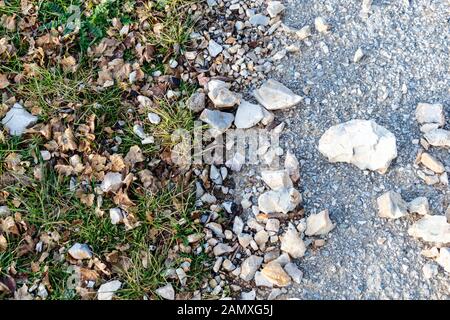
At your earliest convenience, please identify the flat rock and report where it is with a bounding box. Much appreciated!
[208,40,223,57]
[2,103,38,136]
[305,209,335,236]
[213,243,233,256]
[249,14,270,26]
[98,280,121,300]
[68,243,93,260]
[109,208,124,225]
[261,170,293,190]
[284,263,303,284]
[241,289,256,300]
[377,191,408,219]
[420,152,445,173]
[416,103,445,126]
[260,261,292,287]
[253,79,302,110]
[200,109,234,135]
[207,80,240,109]
[254,271,273,287]
[319,119,397,173]
[155,283,175,300]
[408,197,430,216]
[280,227,306,258]
[258,188,302,214]
[424,129,450,148]
[232,216,244,235]
[101,172,123,193]
[267,1,285,18]
[240,255,263,281]
[284,151,300,182]
[187,91,206,113]
[234,100,264,129]
[408,215,450,245]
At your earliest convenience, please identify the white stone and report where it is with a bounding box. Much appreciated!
[206,222,225,238]
[208,40,223,57]
[225,152,245,172]
[98,280,121,300]
[408,215,450,245]
[280,227,306,258]
[249,14,269,26]
[210,164,222,185]
[241,289,256,300]
[238,233,253,248]
[253,79,302,110]
[254,230,269,247]
[207,80,240,109]
[40,150,51,161]
[109,208,124,225]
[1,103,37,136]
[422,263,438,279]
[148,112,161,124]
[305,209,335,236]
[377,191,408,219]
[240,255,263,281]
[261,170,293,190]
[200,109,234,135]
[234,100,264,129]
[258,188,302,214]
[284,263,303,284]
[318,119,397,174]
[267,1,285,18]
[260,261,292,287]
[415,103,445,126]
[284,151,300,182]
[213,243,233,256]
[436,248,450,273]
[68,243,92,260]
[261,107,275,126]
[101,172,123,193]
[314,17,329,33]
[254,271,273,287]
[187,91,205,113]
[265,219,280,233]
[408,197,430,216]
[155,284,175,300]
[424,129,450,148]
[420,153,445,173]
[233,216,244,235]
[353,47,364,63]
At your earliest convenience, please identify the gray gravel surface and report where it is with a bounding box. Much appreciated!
[240,0,450,299]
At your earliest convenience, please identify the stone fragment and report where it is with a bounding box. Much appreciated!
[424,129,450,148]
[109,208,124,225]
[249,14,270,27]
[208,40,223,57]
[267,1,285,18]
[314,17,329,33]
[284,151,300,182]
[305,209,335,236]
[206,80,240,109]
[284,263,303,284]
[377,191,408,219]
[1,103,38,136]
[234,100,264,129]
[101,172,123,193]
[353,47,364,63]
[187,91,206,113]
[260,261,291,287]
[155,284,175,300]
[253,79,302,110]
[241,289,256,300]
[420,153,445,173]
[240,255,263,281]
[408,197,430,216]
[200,109,234,135]
[258,188,302,214]
[261,170,293,190]
[436,248,450,273]
[408,215,450,245]
[254,271,273,287]
[97,280,121,300]
[280,227,306,258]
[213,243,233,256]
[318,119,397,174]
[233,216,244,235]
[415,103,445,126]
[68,243,93,260]
[422,263,438,279]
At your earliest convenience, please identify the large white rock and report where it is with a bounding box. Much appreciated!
[101,172,123,193]
[253,79,302,110]
[408,215,450,245]
[305,209,335,236]
[207,80,240,109]
[68,243,92,260]
[415,103,445,126]
[234,100,264,129]
[258,188,302,214]
[240,255,263,281]
[280,226,306,258]
[424,129,450,148]
[2,103,38,136]
[261,170,293,190]
[318,119,397,174]
[98,280,121,300]
[377,191,408,219]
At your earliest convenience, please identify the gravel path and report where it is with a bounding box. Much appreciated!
[238,0,450,299]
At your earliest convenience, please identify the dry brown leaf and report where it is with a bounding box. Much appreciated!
[109,154,125,172]
[60,55,78,73]
[124,145,145,166]
[0,234,7,252]
[0,73,9,89]
[2,216,19,235]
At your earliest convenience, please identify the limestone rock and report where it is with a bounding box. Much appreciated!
[234,100,264,129]
[261,170,293,190]
[284,263,303,284]
[187,91,206,113]
[284,151,300,182]
[415,103,445,126]
[208,40,223,57]
[353,47,364,63]
[101,172,123,193]
[420,153,445,173]
[241,289,256,300]
[155,284,175,300]
[318,119,397,174]
[408,197,430,216]
[267,1,285,18]
[258,188,302,214]
[2,103,38,136]
[305,209,334,236]
[98,280,121,300]
[260,261,291,287]
[213,243,233,256]
[280,227,306,258]
[109,208,124,225]
[314,17,329,33]
[254,271,273,287]
[206,80,240,109]
[377,191,408,219]
[200,109,234,135]
[408,215,450,245]
[253,79,302,110]
[68,243,93,260]
[240,255,263,281]
[424,129,450,148]
[422,263,439,279]
[249,14,269,26]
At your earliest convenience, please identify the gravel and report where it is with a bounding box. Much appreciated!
[234,0,450,299]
